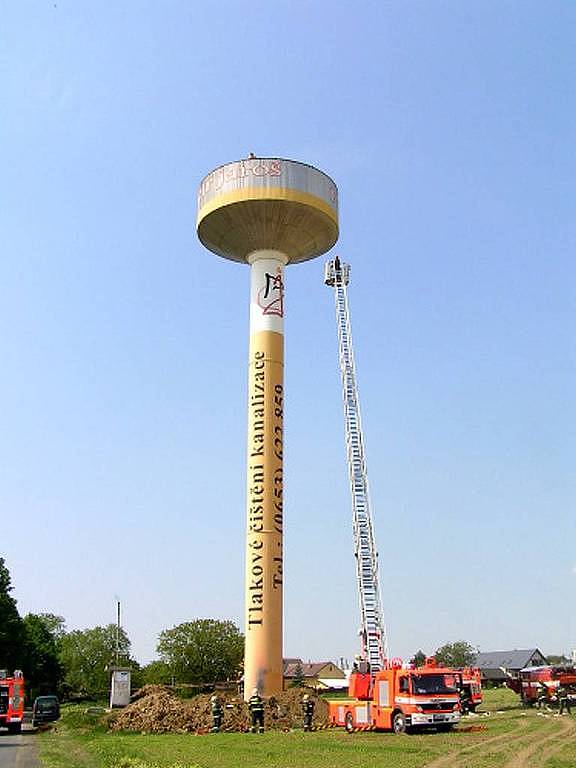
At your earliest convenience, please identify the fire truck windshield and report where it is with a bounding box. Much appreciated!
[411,674,458,695]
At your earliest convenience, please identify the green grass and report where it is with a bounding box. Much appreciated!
[37,689,576,768]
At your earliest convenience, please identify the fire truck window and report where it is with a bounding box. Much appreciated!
[399,676,409,693]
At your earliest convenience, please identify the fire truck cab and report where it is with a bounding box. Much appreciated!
[0,670,25,734]
[329,659,461,733]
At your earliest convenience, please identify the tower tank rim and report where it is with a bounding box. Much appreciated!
[198,156,339,189]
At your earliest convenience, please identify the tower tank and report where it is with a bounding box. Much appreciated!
[197,156,338,698]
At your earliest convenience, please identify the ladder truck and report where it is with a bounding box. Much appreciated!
[324,257,388,672]
[324,260,466,733]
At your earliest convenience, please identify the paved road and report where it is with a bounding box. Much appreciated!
[0,727,40,768]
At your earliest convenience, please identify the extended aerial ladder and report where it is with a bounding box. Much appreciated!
[324,257,389,671]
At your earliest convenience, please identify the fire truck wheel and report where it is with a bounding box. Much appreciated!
[8,723,22,734]
[345,713,354,733]
[393,712,407,734]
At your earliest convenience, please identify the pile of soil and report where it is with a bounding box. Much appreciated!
[108,685,331,733]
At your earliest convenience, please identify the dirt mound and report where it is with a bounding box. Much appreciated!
[108,686,331,733]
[128,684,172,702]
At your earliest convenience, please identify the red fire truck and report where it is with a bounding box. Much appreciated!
[328,658,461,733]
[457,667,482,712]
[505,665,576,706]
[0,670,25,734]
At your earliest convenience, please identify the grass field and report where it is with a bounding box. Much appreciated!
[38,689,576,768]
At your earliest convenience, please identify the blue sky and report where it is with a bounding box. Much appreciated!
[2,1,575,666]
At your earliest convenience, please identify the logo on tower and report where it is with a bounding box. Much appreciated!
[258,268,284,317]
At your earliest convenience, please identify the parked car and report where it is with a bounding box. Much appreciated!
[32,695,60,727]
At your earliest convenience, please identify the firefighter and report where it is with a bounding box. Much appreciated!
[302,693,315,731]
[457,681,470,715]
[210,695,223,732]
[537,682,548,709]
[557,684,571,715]
[248,688,265,733]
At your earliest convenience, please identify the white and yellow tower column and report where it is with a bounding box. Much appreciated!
[245,249,287,694]
[197,157,338,698]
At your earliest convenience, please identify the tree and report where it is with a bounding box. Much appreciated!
[141,660,173,686]
[0,558,25,670]
[59,624,132,699]
[410,650,427,668]
[435,641,478,668]
[289,661,305,688]
[34,613,66,642]
[157,619,244,684]
[22,614,63,700]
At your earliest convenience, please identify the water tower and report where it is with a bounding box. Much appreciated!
[197,157,338,698]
